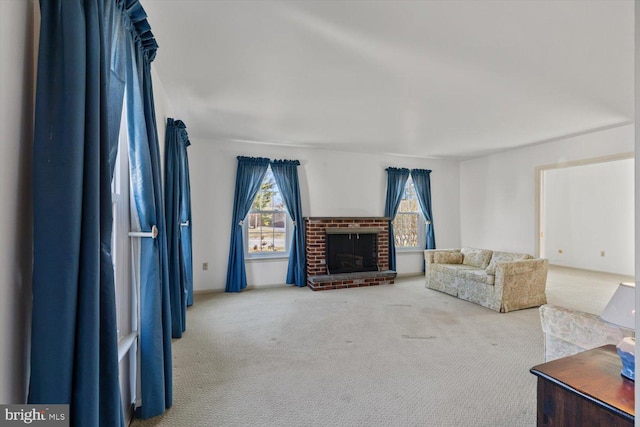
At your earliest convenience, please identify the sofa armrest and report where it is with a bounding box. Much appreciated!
[424,249,461,265]
[539,304,632,361]
[494,258,548,300]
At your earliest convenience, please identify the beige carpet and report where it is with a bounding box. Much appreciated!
[131,275,556,427]
[545,265,633,315]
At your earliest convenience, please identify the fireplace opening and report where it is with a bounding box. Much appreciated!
[326,230,379,274]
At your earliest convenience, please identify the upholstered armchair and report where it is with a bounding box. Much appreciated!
[539,304,632,362]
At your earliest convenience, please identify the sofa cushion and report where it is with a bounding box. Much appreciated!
[456,269,495,285]
[485,251,533,275]
[461,247,493,269]
[433,252,463,264]
[431,264,477,274]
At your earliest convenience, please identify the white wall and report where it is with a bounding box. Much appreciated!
[544,159,634,275]
[460,124,634,260]
[0,0,36,404]
[189,142,460,292]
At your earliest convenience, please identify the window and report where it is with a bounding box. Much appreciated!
[393,175,425,249]
[245,166,289,256]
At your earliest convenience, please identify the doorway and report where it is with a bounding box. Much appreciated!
[536,154,634,276]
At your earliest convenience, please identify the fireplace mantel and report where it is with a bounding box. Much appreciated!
[325,227,381,234]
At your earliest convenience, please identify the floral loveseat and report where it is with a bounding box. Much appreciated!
[424,247,548,313]
[539,304,632,362]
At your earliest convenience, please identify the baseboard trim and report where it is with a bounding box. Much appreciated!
[193,283,291,296]
[193,288,224,295]
[193,275,426,296]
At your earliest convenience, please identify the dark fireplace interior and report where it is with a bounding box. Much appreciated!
[326,232,378,274]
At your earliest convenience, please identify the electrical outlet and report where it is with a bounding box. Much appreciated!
[202,262,208,271]
[601,251,605,257]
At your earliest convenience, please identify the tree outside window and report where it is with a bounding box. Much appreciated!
[246,167,288,254]
[393,176,425,249]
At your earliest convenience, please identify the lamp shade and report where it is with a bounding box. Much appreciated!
[600,282,636,330]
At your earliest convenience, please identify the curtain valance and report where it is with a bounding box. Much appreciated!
[271,159,301,166]
[118,0,158,62]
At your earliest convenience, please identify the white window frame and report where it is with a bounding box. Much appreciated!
[243,166,292,259]
[112,97,138,421]
[393,175,426,252]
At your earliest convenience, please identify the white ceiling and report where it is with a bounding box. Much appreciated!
[143,0,634,160]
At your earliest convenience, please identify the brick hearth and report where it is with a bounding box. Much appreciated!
[304,217,396,291]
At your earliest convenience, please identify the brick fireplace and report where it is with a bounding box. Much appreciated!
[304,217,397,291]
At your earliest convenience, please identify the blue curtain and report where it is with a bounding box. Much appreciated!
[123,1,172,420]
[384,168,410,271]
[270,160,306,286]
[178,125,194,308]
[29,0,125,426]
[411,169,436,250]
[180,151,193,306]
[225,157,270,292]
[164,118,192,337]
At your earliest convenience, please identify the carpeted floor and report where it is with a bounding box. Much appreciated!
[131,273,572,427]
[545,265,633,315]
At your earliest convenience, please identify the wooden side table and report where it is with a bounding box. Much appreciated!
[530,345,634,426]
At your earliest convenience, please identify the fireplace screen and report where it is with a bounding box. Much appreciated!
[326,232,378,274]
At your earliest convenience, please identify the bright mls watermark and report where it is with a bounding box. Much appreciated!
[0,405,68,427]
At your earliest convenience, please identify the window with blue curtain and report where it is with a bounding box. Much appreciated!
[384,167,435,272]
[165,118,193,338]
[30,1,171,425]
[124,3,173,418]
[226,157,306,291]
